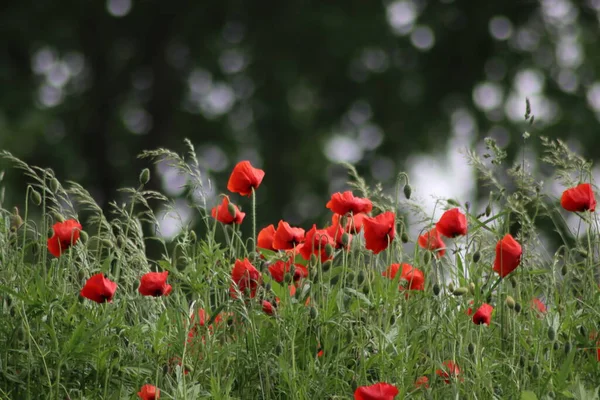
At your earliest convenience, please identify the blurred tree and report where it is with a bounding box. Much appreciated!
[1,0,599,236]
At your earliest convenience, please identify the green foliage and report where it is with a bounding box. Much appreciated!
[1,134,600,399]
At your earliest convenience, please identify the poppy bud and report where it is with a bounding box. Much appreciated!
[322,260,332,272]
[531,364,540,378]
[452,287,468,296]
[310,254,318,266]
[341,232,350,246]
[403,183,412,199]
[577,248,588,258]
[423,251,431,264]
[472,250,481,263]
[401,232,409,243]
[309,306,318,319]
[564,342,572,354]
[579,326,586,337]
[265,282,272,292]
[469,282,476,295]
[514,302,522,313]
[101,239,113,248]
[227,203,237,219]
[330,275,340,286]
[347,271,355,283]
[362,285,370,295]
[10,214,23,232]
[553,342,559,351]
[30,189,42,205]
[519,355,526,368]
[548,326,556,341]
[325,244,334,258]
[275,344,282,355]
[447,199,460,207]
[433,283,441,296]
[561,264,567,276]
[357,270,366,285]
[505,296,516,309]
[284,273,292,284]
[139,168,151,185]
[468,343,475,355]
[448,282,455,292]
[79,230,88,244]
[485,205,492,217]
[49,178,60,193]
[189,230,197,242]
[510,277,517,288]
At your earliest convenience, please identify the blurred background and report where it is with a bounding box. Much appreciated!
[1,0,600,240]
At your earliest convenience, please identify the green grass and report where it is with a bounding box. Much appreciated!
[0,132,599,400]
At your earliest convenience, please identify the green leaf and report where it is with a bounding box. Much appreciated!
[521,391,538,400]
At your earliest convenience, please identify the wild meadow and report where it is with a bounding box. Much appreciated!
[0,120,599,399]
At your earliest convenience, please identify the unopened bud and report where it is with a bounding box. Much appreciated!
[309,307,318,319]
[401,232,409,243]
[79,230,88,244]
[403,183,412,200]
[139,168,151,185]
[284,273,292,284]
[469,282,476,295]
[49,178,60,193]
[448,282,455,292]
[433,283,441,296]
[564,342,572,354]
[322,260,332,272]
[423,251,432,264]
[485,205,492,217]
[227,203,237,218]
[30,189,42,205]
[447,199,460,207]
[362,285,370,295]
[577,248,588,258]
[310,254,318,266]
[561,264,567,276]
[10,214,23,232]
[472,251,481,263]
[553,342,559,351]
[357,270,366,285]
[189,230,197,242]
[505,295,516,309]
[325,244,334,258]
[467,343,475,355]
[452,287,468,296]
[514,302,522,313]
[341,233,350,246]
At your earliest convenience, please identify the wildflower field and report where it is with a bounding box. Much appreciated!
[0,126,599,399]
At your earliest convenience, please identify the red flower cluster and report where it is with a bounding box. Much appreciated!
[382,263,425,291]
[47,219,82,257]
[354,382,399,400]
[436,360,461,384]
[268,259,308,284]
[417,208,467,257]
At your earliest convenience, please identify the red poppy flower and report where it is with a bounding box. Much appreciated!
[139,271,172,297]
[211,196,245,224]
[414,376,429,389]
[227,160,265,197]
[187,308,224,344]
[530,298,547,315]
[466,300,475,316]
[354,382,399,400]
[597,345,600,362]
[47,219,82,257]
[262,300,275,316]
[299,224,335,262]
[230,258,261,299]
[268,260,308,284]
[418,227,446,257]
[257,224,276,251]
[492,234,522,278]
[436,360,461,384]
[436,208,467,238]
[137,384,159,400]
[382,263,425,291]
[363,212,396,254]
[333,212,367,234]
[272,220,305,250]
[80,273,117,303]
[560,183,596,212]
[326,191,373,215]
[472,303,493,326]
[326,220,352,249]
